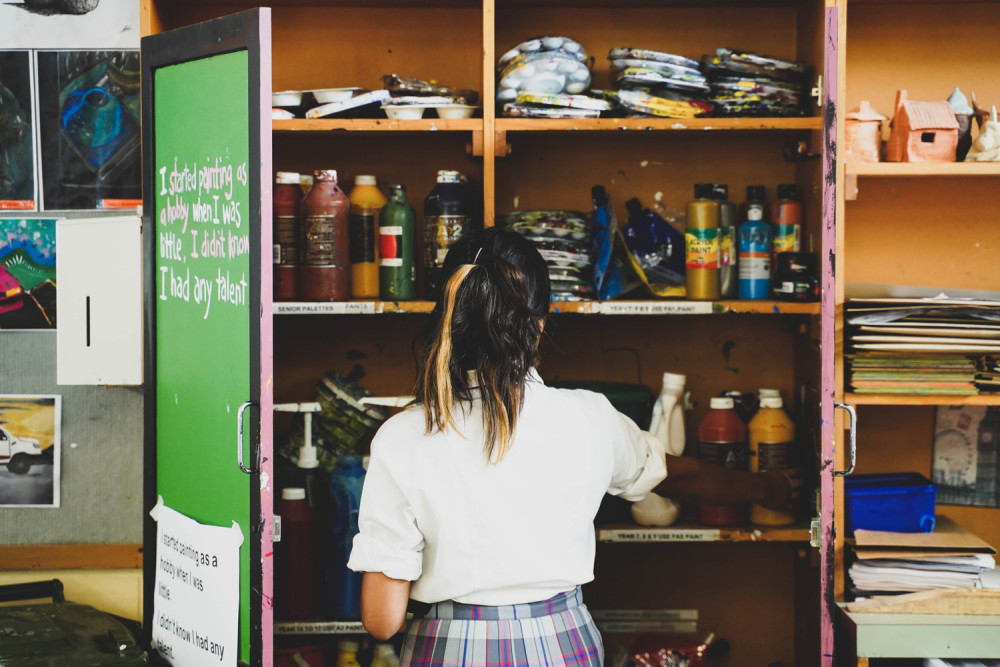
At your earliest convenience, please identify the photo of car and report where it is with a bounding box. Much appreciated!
[0,424,43,475]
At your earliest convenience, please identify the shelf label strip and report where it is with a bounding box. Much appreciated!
[600,302,714,315]
[274,302,378,315]
[598,528,722,542]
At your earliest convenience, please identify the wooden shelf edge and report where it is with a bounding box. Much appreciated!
[845,162,1000,178]
[274,300,820,316]
[0,544,143,571]
[273,118,482,132]
[274,620,367,635]
[844,392,1000,406]
[597,522,811,543]
[497,117,821,132]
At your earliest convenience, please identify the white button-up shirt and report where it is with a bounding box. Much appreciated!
[347,370,668,605]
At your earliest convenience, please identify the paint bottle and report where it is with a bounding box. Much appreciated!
[273,171,302,301]
[748,396,797,526]
[349,175,387,299]
[424,170,474,301]
[737,203,771,299]
[336,640,362,667]
[685,183,720,300]
[378,184,417,301]
[698,396,749,526]
[770,184,803,269]
[370,643,401,667]
[300,169,350,301]
[275,487,318,620]
[328,455,366,619]
[649,372,687,456]
[710,184,738,298]
[740,185,768,224]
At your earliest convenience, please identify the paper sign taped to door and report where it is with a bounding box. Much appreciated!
[150,496,244,666]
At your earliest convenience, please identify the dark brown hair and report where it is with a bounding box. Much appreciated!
[415,228,550,462]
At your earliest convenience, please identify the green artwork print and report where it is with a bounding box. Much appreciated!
[153,49,252,663]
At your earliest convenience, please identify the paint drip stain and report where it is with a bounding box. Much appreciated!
[721,340,739,374]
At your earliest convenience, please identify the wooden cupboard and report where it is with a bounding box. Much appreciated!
[141,0,839,665]
[836,0,1000,664]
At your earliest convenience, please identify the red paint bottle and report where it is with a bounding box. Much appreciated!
[275,487,318,620]
[697,396,749,526]
[300,169,350,301]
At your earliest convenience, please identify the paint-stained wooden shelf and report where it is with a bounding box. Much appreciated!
[497,117,822,133]
[273,300,820,315]
[845,392,1000,406]
[273,118,481,132]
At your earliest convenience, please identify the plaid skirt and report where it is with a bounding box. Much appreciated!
[400,587,604,667]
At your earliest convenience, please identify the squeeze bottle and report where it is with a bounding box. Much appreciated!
[300,169,350,301]
[328,455,366,619]
[371,643,401,667]
[685,183,720,300]
[710,184,738,298]
[378,184,417,301]
[770,184,803,268]
[424,170,475,301]
[336,640,362,667]
[649,372,687,456]
[748,396,797,525]
[273,171,302,301]
[349,175,387,298]
[697,397,749,526]
[739,185,768,224]
[737,203,771,299]
[275,488,318,620]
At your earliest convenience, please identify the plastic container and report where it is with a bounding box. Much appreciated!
[710,184,738,298]
[737,203,772,299]
[623,197,686,289]
[424,170,475,300]
[371,643,401,667]
[349,175,387,298]
[328,456,366,620]
[650,372,687,456]
[844,473,937,535]
[772,252,820,302]
[336,640,362,667]
[273,171,302,301]
[685,183,720,300]
[300,169,351,301]
[275,488,318,620]
[379,184,417,301]
[739,185,768,224]
[698,396,749,526]
[748,396,797,526]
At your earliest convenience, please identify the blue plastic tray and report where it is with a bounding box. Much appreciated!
[844,472,937,535]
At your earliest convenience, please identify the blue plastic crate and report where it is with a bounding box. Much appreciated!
[844,472,936,535]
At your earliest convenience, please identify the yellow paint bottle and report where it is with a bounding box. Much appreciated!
[749,395,797,525]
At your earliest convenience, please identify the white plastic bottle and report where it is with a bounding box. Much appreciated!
[649,372,687,456]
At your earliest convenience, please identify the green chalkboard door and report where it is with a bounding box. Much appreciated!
[142,9,274,666]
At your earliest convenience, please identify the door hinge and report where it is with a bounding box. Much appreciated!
[810,517,821,548]
[811,75,823,107]
[273,515,281,543]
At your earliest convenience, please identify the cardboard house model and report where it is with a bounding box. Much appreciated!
[886,89,959,162]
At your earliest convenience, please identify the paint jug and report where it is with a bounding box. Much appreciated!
[710,184,738,298]
[737,203,771,299]
[424,170,475,301]
[748,396,797,525]
[300,169,350,301]
[275,488,318,620]
[370,644,401,667]
[328,455,366,619]
[697,397,749,525]
[649,372,687,456]
[273,171,302,301]
[378,184,417,301]
[349,175,387,298]
[685,183,720,300]
[336,640,362,667]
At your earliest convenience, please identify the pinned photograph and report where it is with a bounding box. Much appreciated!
[0,218,57,329]
[37,50,141,211]
[0,395,60,508]
[0,51,36,211]
[0,0,139,50]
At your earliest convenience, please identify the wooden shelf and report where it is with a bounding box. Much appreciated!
[845,162,1000,178]
[844,392,1000,406]
[497,117,822,133]
[273,118,482,133]
[597,522,812,543]
[273,300,821,316]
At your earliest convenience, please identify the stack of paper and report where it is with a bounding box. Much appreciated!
[849,516,997,598]
[845,296,1000,395]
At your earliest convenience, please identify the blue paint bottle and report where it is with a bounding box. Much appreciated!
[737,203,771,299]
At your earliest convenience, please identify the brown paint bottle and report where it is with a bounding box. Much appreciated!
[299,169,350,301]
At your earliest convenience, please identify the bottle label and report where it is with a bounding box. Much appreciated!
[698,440,748,470]
[301,214,339,266]
[738,254,770,280]
[424,214,471,268]
[275,214,299,265]
[379,226,404,267]
[773,225,801,254]
[685,228,719,269]
[349,212,377,264]
[756,440,794,470]
[273,244,280,264]
[720,227,734,267]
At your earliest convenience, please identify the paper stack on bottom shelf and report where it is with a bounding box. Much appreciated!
[848,516,997,599]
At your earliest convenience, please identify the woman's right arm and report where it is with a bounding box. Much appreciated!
[361,572,410,640]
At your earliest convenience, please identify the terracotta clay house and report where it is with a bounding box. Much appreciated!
[886,89,959,162]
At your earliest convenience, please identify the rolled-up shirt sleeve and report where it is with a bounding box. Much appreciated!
[347,440,424,581]
[605,409,668,502]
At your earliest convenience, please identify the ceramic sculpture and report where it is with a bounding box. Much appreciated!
[844,100,886,162]
[947,87,975,161]
[965,106,1000,162]
[885,89,959,162]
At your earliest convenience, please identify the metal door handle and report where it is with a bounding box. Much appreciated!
[834,402,857,477]
[237,400,256,474]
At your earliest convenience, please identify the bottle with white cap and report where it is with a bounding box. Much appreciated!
[698,396,749,525]
[748,395,797,526]
[649,372,687,456]
[349,174,387,298]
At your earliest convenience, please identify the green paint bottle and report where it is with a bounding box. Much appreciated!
[378,184,416,301]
